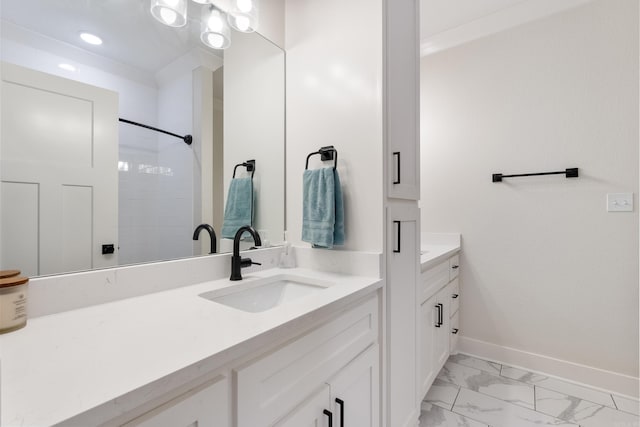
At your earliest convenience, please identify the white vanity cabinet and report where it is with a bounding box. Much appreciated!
[326,344,379,426]
[275,385,331,427]
[275,345,379,427]
[103,292,380,427]
[235,294,379,427]
[121,376,229,427]
[418,254,461,400]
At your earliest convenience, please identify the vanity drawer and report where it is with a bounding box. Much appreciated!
[235,295,378,427]
[450,278,459,316]
[449,254,460,280]
[420,260,449,303]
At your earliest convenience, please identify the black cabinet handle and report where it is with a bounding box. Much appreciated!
[393,221,401,253]
[323,409,333,427]
[438,303,443,326]
[452,328,459,334]
[392,152,401,184]
[435,303,442,327]
[451,265,459,270]
[452,294,459,299]
[335,398,344,426]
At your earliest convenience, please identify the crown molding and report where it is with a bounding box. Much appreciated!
[420,0,595,56]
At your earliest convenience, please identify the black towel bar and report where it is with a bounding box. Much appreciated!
[305,146,338,170]
[119,118,192,145]
[492,168,578,182]
[233,160,256,179]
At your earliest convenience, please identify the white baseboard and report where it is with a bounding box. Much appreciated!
[459,336,639,398]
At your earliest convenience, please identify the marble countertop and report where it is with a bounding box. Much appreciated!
[420,233,461,270]
[0,267,382,426]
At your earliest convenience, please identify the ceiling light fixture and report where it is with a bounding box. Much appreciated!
[148,0,259,50]
[150,0,188,27]
[200,5,231,49]
[227,0,259,33]
[79,32,103,45]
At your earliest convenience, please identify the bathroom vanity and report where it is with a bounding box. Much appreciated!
[0,254,382,427]
[418,234,461,401]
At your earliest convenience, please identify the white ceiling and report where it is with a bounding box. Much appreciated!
[0,0,222,74]
[2,0,598,71]
[420,0,596,56]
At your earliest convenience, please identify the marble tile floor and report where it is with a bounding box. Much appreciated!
[420,353,640,427]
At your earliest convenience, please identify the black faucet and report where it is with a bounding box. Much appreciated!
[230,226,262,281]
[193,224,217,254]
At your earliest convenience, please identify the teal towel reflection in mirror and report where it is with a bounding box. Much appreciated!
[221,178,254,239]
[302,168,344,248]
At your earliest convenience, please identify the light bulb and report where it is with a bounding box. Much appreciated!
[234,15,250,32]
[160,8,178,25]
[150,0,187,27]
[227,0,258,33]
[200,5,230,49]
[236,0,253,13]
[206,33,224,48]
[207,13,224,31]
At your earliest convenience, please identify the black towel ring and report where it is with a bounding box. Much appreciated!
[305,146,337,170]
[233,159,256,179]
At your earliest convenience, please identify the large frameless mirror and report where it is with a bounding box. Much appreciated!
[0,0,285,277]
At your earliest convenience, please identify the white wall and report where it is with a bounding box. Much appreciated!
[259,0,285,49]
[420,0,639,393]
[224,31,285,245]
[285,0,384,252]
[156,71,195,261]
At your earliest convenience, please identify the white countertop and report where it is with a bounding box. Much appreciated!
[0,268,382,427]
[420,233,461,270]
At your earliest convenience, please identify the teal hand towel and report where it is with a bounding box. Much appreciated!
[333,170,345,246]
[302,168,344,248]
[221,178,253,239]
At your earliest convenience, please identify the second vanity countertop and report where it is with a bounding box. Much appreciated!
[420,233,461,271]
[0,267,382,427]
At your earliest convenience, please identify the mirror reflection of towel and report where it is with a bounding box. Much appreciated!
[221,178,253,239]
[302,168,344,248]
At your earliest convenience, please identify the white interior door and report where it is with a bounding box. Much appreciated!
[1,62,118,276]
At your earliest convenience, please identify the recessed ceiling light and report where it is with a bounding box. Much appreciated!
[79,32,103,45]
[58,63,76,72]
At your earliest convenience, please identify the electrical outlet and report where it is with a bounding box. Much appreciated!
[607,193,633,212]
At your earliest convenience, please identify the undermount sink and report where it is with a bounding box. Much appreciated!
[199,275,332,313]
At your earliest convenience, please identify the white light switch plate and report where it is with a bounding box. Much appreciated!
[607,193,633,212]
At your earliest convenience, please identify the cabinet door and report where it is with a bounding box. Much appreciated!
[386,204,420,426]
[122,377,229,427]
[433,285,451,370]
[385,0,420,200]
[328,345,379,427]
[419,294,439,399]
[275,385,331,427]
[236,296,378,427]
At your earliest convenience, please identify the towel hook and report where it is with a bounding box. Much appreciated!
[233,159,256,179]
[305,146,338,170]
